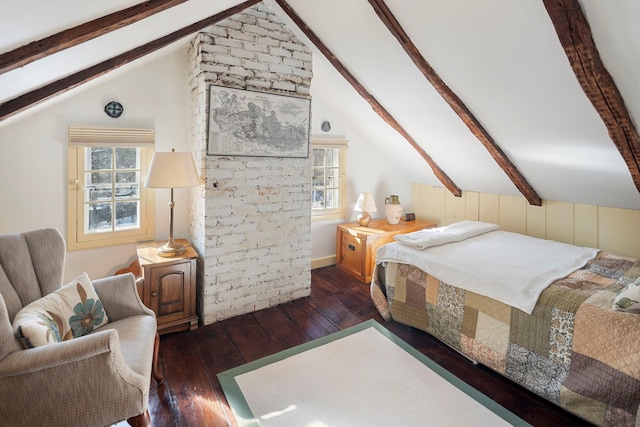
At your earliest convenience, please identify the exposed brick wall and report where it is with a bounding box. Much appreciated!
[187,3,312,324]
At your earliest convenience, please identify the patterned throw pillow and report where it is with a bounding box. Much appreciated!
[612,277,640,313]
[13,273,109,348]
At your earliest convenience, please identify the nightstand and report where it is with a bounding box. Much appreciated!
[336,219,436,283]
[137,239,198,335]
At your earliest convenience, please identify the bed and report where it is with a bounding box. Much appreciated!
[370,221,640,427]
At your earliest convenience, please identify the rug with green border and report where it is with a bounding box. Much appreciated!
[218,319,530,427]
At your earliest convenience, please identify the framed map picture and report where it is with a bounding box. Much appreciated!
[207,85,311,158]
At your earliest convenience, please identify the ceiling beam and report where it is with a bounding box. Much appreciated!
[0,0,262,122]
[543,0,640,193]
[274,0,462,197]
[368,0,542,206]
[0,0,188,75]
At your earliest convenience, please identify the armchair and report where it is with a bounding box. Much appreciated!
[0,228,163,427]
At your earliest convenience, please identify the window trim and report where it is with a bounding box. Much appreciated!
[67,127,156,250]
[311,138,347,222]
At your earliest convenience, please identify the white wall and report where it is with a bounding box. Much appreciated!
[310,95,415,262]
[0,50,192,283]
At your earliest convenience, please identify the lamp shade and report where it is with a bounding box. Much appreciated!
[145,150,199,189]
[354,192,377,213]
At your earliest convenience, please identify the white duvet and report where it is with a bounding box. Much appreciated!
[377,223,599,314]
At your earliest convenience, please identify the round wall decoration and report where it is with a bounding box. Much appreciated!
[321,120,331,132]
[104,101,124,118]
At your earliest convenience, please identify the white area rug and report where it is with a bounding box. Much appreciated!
[218,320,529,427]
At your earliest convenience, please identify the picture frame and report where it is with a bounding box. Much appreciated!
[207,85,311,158]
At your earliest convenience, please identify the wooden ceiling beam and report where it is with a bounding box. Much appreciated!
[0,0,261,122]
[0,0,188,75]
[274,0,462,197]
[543,0,640,193]
[368,0,542,206]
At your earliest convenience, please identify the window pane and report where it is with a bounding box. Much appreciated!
[115,183,139,200]
[115,201,139,229]
[313,149,325,167]
[86,184,112,202]
[326,167,339,187]
[86,203,112,233]
[326,149,339,167]
[312,189,325,209]
[326,189,339,209]
[312,168,325,188]
[115,147,138,169]
[116,171,138,183]
[115,172,139,200]
[90,147,112,170]
[88,171,112,184]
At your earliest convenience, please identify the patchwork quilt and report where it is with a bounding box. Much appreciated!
[371,252,640,427]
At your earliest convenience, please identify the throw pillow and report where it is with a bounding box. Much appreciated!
[13,273,109,348]
[612,277,640,313]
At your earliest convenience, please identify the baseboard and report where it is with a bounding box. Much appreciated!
[311,256,336,270]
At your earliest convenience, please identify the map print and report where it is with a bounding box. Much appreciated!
[207,86,310,158]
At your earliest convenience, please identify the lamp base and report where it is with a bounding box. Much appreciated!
[356,212,372,227]
[156,240,186,258]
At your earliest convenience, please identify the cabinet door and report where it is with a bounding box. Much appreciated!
[148,261,192,325]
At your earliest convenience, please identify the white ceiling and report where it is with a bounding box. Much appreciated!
[2,0,640,209]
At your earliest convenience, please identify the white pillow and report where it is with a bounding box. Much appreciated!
[612,277,640,314]
[13,273,109,348]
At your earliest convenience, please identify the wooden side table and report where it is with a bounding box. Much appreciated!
[137,239,198,335]
[336,219,436,283]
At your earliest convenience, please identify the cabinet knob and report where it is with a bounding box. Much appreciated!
[151,291,158,297]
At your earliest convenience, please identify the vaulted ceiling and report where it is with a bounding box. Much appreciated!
[2,0,639,209]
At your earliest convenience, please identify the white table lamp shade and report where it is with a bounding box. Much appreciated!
[355,192,377,213]
[145,150,199,188]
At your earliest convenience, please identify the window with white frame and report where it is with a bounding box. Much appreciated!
[311,138,347,220]
[67,127,155,250]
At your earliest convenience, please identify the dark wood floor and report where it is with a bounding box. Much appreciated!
[144,266,594,427]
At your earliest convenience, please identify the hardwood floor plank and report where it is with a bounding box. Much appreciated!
[309,269,342,295]
[280,298,339,339]
[253,306,312,349]
[195,322,246,372]
[308,294,364,329]
[219,314,279,362]
[333,286,383,319]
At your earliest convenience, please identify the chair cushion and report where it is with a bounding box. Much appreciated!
[92,315,157,379]
[12,273,109,348]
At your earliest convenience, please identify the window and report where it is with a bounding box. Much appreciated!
[311,138,347,221]
[67,128,155,250]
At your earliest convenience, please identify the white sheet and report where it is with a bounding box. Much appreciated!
[377,230,599,314]
[394,220,500,249]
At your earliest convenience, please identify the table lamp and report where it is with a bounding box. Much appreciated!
[144,149,199,257]
[354,192,377,227]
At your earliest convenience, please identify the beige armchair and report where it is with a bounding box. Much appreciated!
[0,228,163,427]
